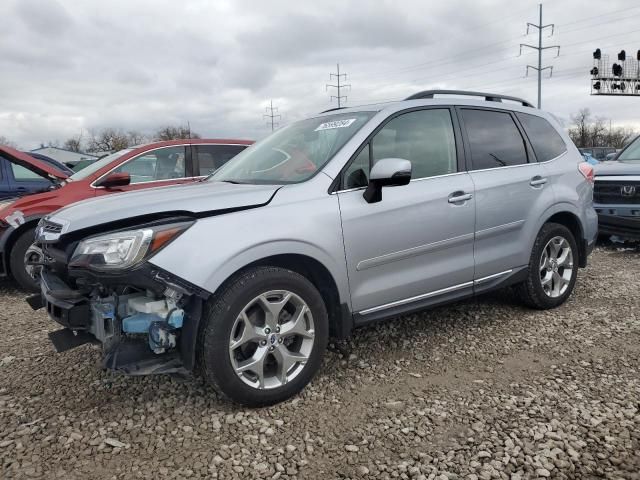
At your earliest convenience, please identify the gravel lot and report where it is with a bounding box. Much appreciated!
[1,246,639,479]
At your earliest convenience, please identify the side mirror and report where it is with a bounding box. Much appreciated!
[363,158,412,203]
[95,172,131,189]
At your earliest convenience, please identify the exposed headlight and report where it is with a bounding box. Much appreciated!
[69,221,192,271]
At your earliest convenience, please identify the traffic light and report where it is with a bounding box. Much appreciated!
[590,67,599,76]
[618,50,626,61]
[593,81,601,90]
[612,63,623,76]
[593,48,601,60]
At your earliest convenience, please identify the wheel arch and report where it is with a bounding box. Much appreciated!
[2,217,42,275]
[536,206,587,267]
[241,253,352,339]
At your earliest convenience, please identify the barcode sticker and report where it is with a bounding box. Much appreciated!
[315,119,357,131]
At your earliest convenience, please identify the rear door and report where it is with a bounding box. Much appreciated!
[338,107,476,317]
[457,107,549,282]
[193,144,248,177]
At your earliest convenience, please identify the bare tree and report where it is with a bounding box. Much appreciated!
[127,130,147,146]
[568,108,591,148]
[568,109,637,149]
[154,125,200,141]
[87,128,130,153]
[63,137,82,152]
[0,136,17,148]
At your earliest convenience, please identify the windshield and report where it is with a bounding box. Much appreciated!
[618,137,640,162]
[68,149,134,180]
[210,111,375,184]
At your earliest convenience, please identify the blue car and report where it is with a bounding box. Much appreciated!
[0,150,73,200]
[582,152,599,165]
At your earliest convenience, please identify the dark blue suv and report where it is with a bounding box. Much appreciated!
[0,151,73,200]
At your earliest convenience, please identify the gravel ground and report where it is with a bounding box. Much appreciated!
[1,245,639,479]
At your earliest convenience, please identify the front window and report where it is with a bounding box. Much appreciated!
[210,111,375,184]
[618,137,640,162]
[112,146,187,184]
[68,149,134,181]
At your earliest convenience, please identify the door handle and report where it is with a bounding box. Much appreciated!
[530,176,548,187]
[448,192,473,204]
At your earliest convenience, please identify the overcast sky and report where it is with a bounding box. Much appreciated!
[0,0,638,150]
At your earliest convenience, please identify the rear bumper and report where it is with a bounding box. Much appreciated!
[597,213,640,240]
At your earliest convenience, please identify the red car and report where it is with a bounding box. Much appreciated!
[0,139,252,290]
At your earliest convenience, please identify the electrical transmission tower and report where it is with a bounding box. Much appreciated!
[264,100,281,131]
[326,63,350,107]
[519,3,560,108]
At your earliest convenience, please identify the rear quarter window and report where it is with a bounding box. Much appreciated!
[516,112,567,162]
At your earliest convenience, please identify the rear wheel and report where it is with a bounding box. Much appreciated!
[199,266,328,407]
[515,223,578,309]
[10,227,40,292]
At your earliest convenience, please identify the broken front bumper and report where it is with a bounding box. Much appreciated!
[34,266,206,376]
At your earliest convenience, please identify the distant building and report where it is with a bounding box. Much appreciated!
[30,146,99,166]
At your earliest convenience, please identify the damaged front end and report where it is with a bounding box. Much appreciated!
[28,217,208,376]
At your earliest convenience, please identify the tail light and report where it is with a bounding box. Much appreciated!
[578,162,594,185]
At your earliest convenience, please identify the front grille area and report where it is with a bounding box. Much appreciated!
[593,180,640,205]
[41,220,63,234]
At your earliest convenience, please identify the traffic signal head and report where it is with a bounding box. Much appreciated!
[618,50,626,61]
[612,63,623,76]
[593,48,601,60]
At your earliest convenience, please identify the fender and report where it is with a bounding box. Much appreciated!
[200,239,351,308]
[530,202,586,262]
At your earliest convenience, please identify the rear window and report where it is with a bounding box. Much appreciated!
[516,113,567,162]
[461,109,528,170]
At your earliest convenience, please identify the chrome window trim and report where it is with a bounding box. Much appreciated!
[332,171,467,195]
[90,143,249,189]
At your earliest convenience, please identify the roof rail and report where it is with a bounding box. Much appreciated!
[405,90,534,108]
[320,107,346,113]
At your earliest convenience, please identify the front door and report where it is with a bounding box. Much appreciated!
[337,108,476,317]
[94,145,195,196]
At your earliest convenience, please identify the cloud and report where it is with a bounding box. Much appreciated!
[0,0,639,149]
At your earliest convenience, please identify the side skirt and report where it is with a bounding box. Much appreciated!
[352,266,528,328]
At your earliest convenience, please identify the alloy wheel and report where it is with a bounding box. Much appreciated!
[539,235,574,298]
[228,290,315,390]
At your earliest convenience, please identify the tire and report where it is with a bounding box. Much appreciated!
[515,222,579,310]
[10,227,39,292]
[198,266,329,407]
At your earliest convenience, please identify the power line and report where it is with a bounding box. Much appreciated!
[520,3,560,108]
[326,63,350,107]
[263,100,281,131]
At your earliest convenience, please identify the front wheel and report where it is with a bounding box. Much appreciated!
[10,227,40,292]
[515,223,579,309]
[198,266,328,407]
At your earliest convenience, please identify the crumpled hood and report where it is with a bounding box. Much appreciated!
[0,145,69,180]
[49,181,280,234]
[594,161,640,177]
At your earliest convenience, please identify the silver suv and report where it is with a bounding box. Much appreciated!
[30,90,598,406]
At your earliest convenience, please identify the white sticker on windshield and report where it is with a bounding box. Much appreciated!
[315,118,357,131]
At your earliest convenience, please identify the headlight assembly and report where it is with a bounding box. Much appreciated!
[69,221,192,271]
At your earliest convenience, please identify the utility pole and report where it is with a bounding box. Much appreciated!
[519,4,560,108]
[326,63,350,107]
[264,100,281,132]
